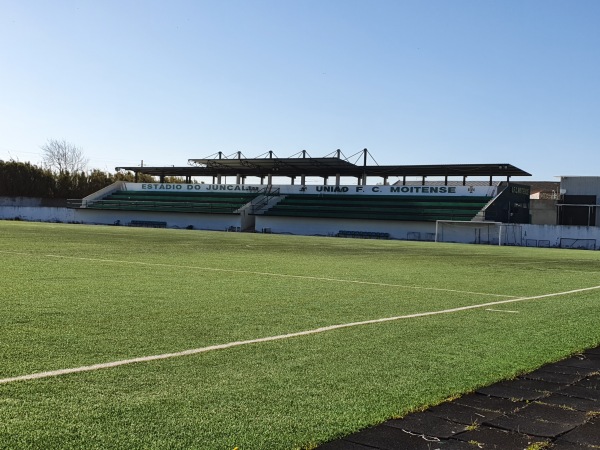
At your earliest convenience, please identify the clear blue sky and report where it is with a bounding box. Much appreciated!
[1,0,599,181]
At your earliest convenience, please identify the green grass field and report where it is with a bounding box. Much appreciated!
[1,221,599,449]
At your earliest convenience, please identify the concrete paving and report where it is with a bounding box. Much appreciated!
[317,346,600,449]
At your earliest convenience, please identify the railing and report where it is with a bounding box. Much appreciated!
[249,187,281,214]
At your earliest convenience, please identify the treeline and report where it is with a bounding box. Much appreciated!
[0,160,157,198]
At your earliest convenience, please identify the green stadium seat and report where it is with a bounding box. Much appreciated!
[260,194,489,222]
[86,190,259,215]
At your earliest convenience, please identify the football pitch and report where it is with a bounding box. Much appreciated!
[1,221,599,449]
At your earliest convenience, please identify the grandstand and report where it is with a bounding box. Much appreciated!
[70,153,531,240]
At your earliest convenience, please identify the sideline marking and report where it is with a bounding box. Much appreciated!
[1,284,599,385]
[486,308,519,313]
[0,250,510,298]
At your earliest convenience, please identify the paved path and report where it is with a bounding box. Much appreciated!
[317,346,600,449]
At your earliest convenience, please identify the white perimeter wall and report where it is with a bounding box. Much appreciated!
[0,206,75,222]
[435,222,600,249]
[256,216,600,250]
[255,215,437,240]
[76,209,243,231]
[3,204,600,250]
[508,224,600,249]
[0,206,243,231]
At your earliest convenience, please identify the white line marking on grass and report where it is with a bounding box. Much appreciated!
[485,309,519,313]
[530,268,600,275]
[510,259,596,265]
[0,250,32,256]
[1,284,599,385]
[0,250,509,298]
[499,261,600,275]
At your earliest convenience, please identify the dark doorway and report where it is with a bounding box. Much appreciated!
[558,195,596,226]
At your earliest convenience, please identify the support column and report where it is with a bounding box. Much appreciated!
[335,173,340,186]
[361,148,368,186]
[301,174,306,185]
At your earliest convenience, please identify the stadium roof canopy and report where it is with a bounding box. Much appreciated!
[116,151,530,185]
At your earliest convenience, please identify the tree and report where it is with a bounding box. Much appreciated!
[40,139,88,174]
[114,170,155,183]
[0,160,54,197]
